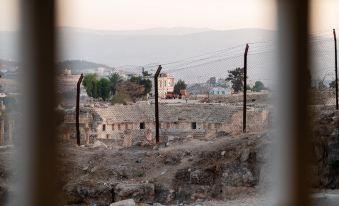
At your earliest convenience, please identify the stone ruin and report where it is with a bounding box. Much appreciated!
[62,103,269,146]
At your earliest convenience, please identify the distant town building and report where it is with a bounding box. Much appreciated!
[97,67,104,76]
[63,69,72,75]
[209,87,231,95]
[158,73,175,98]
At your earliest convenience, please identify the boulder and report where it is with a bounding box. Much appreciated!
[114,183,155,203]
[222,164,257,187]
[110,199,136,206]
[63,180,112,205]
[154,183,175,204]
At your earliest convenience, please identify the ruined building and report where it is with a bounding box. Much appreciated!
[63,103,268,146]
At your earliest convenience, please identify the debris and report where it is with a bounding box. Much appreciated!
[91,140,108,149]
[160,170,167,175]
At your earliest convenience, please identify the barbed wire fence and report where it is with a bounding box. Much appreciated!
[76,30,339,145]
[310,29,338,108]
[128,41,277,140]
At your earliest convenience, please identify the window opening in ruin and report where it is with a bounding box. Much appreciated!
[106,134,109,139]
[140,122,145,129]
[192,122,197,129]
[103,124,106,131]
[215,123,221,129]
[112,124,114,130]
[118,124,121,130]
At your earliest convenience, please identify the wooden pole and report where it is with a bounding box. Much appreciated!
[334,29,338,110]
[0,118,4,145]
[76,74,84,146]
[243,44,249,133]
[154,65,162,143]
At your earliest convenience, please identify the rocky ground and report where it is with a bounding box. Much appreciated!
[0,108,337,205]
[310,109,339,189]
[56,133,272,205]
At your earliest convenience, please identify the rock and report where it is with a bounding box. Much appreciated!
[190,169,215,185]
[154,183,175,204]
[240,149,250,162]
[167,136,175,141]
[153,145,159,150]
[90,166,97,173]
[91,140,108,149]
[164,154,181,165]
[221,164,257,187]
[63,180,112,205]
[114,183,155,203]
[110,199,136,206]
[153,203,166,206]
[160,170,167,175]
[220,151,226,156]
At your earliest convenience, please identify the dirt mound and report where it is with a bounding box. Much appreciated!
[54,133,271,205]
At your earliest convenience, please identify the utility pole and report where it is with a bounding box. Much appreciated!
[243,44,249,133]
[154,65,162,143]
[76,73,84,145]
[334,29,338,110]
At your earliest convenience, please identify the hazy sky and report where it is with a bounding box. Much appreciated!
[0,0,339,33]
[310,0,339,33]
[57,0,276,31]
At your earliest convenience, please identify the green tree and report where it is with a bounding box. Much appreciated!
[207,77,217,86]
[174,80,187,95]
[97,78,111,101]
[329,80,336,88]
[226,67,244,93]
[252,81,266,92]
[140,79,152,95]
[82,74,98,98]
[318,81,327,89]
[142,68,152,77]
[108,72,123,95]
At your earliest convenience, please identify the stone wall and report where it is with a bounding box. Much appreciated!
[93,110,268,147]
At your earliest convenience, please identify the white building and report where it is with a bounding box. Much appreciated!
[209,87,232,95]
[158,73,175,98]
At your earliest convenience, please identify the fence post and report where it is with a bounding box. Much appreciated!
[76,73,84,146]
[154,65,162,143]
[243,44,249,133]
[334,29,338,110]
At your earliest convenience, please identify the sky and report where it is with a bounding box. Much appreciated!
[57,0,276,31]
[0,0,339,33]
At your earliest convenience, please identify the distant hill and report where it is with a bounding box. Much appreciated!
[59,27,213,36]
[0,27,276,84]
[57,27,275,67]
[2,27,333,86]
[56,60,114,74]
